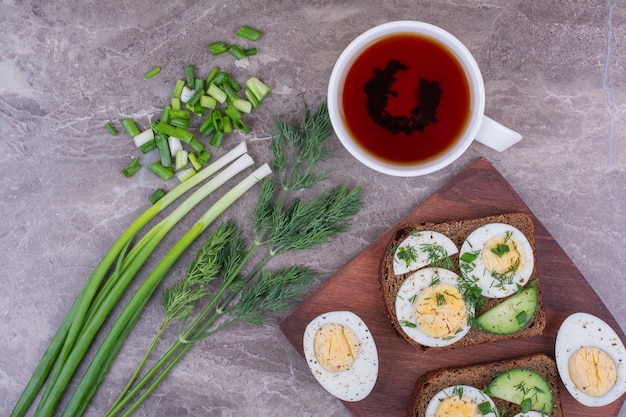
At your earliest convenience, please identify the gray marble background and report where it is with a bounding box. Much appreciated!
[1,1,624,416]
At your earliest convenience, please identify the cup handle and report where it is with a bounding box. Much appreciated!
[474,115,523,152]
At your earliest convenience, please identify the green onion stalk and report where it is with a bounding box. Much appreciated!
[11,142,250,417]
[103,101,364,417]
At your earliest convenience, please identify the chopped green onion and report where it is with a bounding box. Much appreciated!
[188,153,201,171]
[160,105,171,124]
[175,167,196,182]
[224,105,242,121]
[185,65,195,87]
[206,67,219,84]
[243,47,257,57]
[187,88,204,107]
[207,41,228,56]
[175,149,189,170]
[228,44,246,60]
[180,86,194,103]
[149,161,175,181]
[172,79,185,99]
[245,88,260,109]
[188,137,205,154]
[121,158,141,178]
[233,118,250,134]
[139,139,157,154]
[207,83,227,104]
[232,98,252,114]
[212,109,224,131]
[173,126,194,144]
[222,83,239,102]
[104,121,118,135]
[210,129,224,148]
[211,71,229,86]
[147,189,166,205]
[237,25,262,41]
[168,136,183,157]
[155,133,173,168]
[144,66,161,79]
[246,77,271,103]
[132,128,155,148]
[121,119,141,137]
[196,149,212,165]
[225,74,241,91]
[222,115,233,134]
[154,121,177,137]
[200,95,217,109]
[171,97,181,111]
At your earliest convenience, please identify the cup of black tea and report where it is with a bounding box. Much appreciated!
[328,21,522,176]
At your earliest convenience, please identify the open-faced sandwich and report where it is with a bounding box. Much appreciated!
[379,212,546,351]
[408,353,563,417]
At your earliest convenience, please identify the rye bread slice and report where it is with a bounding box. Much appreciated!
[407,353,564,417]
[378,213,546,351]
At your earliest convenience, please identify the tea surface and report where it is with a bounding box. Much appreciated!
[342,33,471,165]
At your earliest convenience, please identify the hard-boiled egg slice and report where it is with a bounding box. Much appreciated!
[393,230,458,275]
[555,312,626,407]
[302,311,378,402]
[459,223,534,298]
[425,385,498,417]
[395,267,472,347]
[511,412,546,417]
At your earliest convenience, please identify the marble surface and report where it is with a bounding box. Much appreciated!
[1,1,624,416]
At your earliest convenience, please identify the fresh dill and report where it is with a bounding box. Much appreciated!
[436,293,447,306]
[104,101,364,416]
[419,243,453,269]
[396,245,418,268]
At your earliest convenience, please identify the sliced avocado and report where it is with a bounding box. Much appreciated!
[484,368,554,414]
[475,285,538,335]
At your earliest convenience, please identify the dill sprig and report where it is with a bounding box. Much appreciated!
[104,100,364,416]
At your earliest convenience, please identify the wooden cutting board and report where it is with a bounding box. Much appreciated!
[279,157,626,417]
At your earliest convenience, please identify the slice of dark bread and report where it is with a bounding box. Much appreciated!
[407,353,563,417]
[378,213,546,351]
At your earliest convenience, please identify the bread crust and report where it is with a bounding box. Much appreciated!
[407,353,564,417]
[378,213,546,351]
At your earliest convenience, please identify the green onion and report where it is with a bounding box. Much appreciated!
[144,66,161,79]
[148,189,166,205]
[121,158,141,178]
[224,105,242,121]
[237,25,262,41]
[121,119,141,138]
[207,41,228,55]
[171,97,181,111]
[174,167,196,182]
[209,129,224,149]
[233,118,250,134]
[60,161,271,417]
[172,80,185,99]
[206,67,219,84]
[149,162,175,181]
[211,71,229,86]
[168,136,183,157]
[132,129,154,148]
[196,149,212,165]
[200,95,217,109]
[243,47,257,57]
[155,134,172,168]
[232,98,252,114]
[207,83,227,104]
[212,110,223,131]
[175,150,188,170]
[154,121,177,137]
[188,153,201,171]
[228,44,246,60]
[160,105,171,124]
[246,77,270,104]
[185,65,195,87]
[138,140,156,154]
[222,82,239,102]
[105,122,118,135]
[11,142,250,417]
[222,115,232,134]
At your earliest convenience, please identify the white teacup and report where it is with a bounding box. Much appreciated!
[328,21,522,177]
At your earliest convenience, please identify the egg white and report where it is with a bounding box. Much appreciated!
[302,311,378,402]
[395,267,472,347]
[555,312,626,407]
[511,412,546,417]
[460,223,534,298]
[393,230,458,275]
[425,385,498,417]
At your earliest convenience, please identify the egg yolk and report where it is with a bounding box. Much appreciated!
[313,323,360,373]
[414,284,467,338]
[435,395,481,417]
[568,346,617,397]
[482,234,522,276]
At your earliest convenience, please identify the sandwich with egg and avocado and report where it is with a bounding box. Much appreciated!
[408,353,564,417]
[379,212,546,351]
